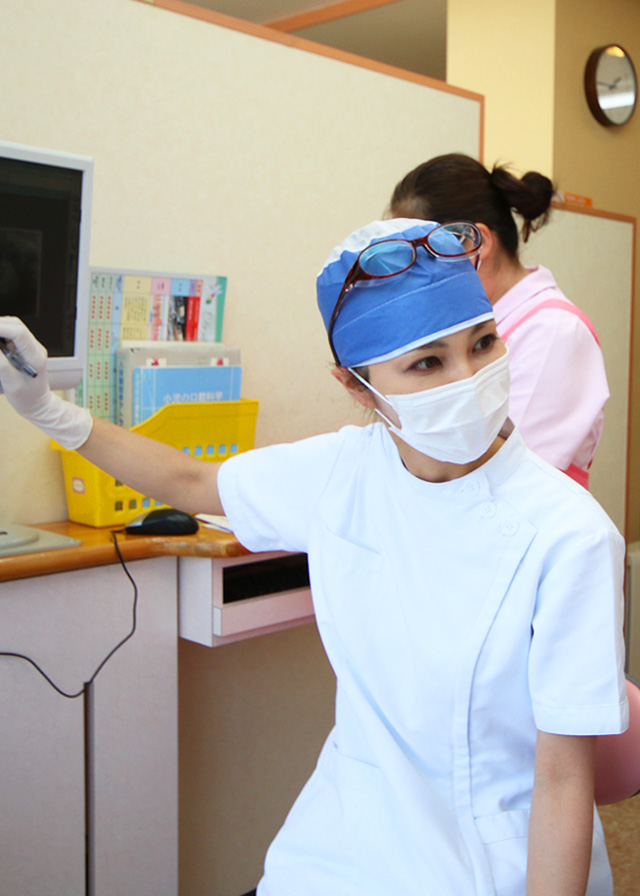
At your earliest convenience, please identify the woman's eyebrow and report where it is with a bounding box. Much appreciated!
[412,324,492,352]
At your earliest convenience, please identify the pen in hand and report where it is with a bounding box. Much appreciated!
[0,337,38,378]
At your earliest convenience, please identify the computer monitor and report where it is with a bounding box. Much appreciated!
[0,140,93,392]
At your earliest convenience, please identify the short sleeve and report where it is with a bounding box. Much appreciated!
[528,525,628,735]
[217,429,350,554]
[506,310,609,470]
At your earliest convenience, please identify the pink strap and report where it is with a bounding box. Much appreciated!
[500,299,601,347]
[564,463,589,489]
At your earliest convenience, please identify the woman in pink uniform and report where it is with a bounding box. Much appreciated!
[389,153,608,489]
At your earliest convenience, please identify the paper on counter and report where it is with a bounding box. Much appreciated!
[195,514,234,533]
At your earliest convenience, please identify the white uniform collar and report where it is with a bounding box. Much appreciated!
[381,418,525,500]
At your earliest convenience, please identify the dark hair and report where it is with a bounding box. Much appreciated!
[388,153,555,258]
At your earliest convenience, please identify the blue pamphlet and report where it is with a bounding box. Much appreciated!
[132,365,242,425]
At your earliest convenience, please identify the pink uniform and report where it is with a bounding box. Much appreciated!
[494,266,609,488]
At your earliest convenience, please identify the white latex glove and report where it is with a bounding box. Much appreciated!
[0,316,93,450]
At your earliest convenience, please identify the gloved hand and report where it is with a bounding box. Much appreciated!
[0,316,93,450]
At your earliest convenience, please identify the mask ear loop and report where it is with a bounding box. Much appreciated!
[347,367,398,429]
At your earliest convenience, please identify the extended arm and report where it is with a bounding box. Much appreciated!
[0,316,224,515]
[79,416,224,515]
[526,731,596,896]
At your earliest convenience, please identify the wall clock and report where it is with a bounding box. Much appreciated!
[584,45,637,126]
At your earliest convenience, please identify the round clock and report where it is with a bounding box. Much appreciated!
[584,44,637,126]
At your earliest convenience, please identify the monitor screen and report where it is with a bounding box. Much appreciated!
[0,141,93,391]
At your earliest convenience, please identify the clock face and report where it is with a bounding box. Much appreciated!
[585,45,637,126]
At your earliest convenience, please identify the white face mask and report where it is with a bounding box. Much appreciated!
[351,351,511,464]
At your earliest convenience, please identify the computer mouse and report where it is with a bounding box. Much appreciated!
[124,507,200,536]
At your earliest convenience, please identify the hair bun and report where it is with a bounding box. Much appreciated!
[490,164,554,242]
[520,171,554,219]
[389,153,555,255]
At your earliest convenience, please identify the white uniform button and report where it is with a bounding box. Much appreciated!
[502,519,519,536]
[460,480,480,498]
[481,502,497,519]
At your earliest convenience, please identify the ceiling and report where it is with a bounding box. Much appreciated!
[185,0,447,81]
[196,1,352,22]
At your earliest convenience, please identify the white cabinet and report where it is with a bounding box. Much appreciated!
[179,551,313,647]
[0,557,178,896]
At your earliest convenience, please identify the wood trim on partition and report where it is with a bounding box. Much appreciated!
[552,200,637,542]
[551,200,636,225]
[628,216,637,545]
[131,0,483,106]
[133,0,484,193]
[266,0,406,32]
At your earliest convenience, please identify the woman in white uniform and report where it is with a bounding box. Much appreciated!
[0,219,628,896]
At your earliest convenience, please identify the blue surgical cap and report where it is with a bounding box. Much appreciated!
[317,218,494,367]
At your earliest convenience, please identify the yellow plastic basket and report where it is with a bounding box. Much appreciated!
[52,399,259,528]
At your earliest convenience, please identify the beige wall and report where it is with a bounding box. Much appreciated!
[0,0,481,528]
[4,1,640,893]
[450,0,640,540]
[0,2,480,894]
[553,0,640,541]
[447,0,556,174]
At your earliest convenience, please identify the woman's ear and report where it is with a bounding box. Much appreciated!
[331,366,377,409]
[475,222,496,265]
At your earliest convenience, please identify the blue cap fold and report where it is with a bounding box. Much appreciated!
[317,218,494,367]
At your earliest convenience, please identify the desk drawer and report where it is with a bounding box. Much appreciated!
[178,552,314,647]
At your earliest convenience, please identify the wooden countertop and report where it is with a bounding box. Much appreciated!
[0,521,250,583]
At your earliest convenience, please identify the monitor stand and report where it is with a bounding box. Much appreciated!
[0,523,81,558]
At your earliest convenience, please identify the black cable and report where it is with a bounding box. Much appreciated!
[0,529,138,699]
